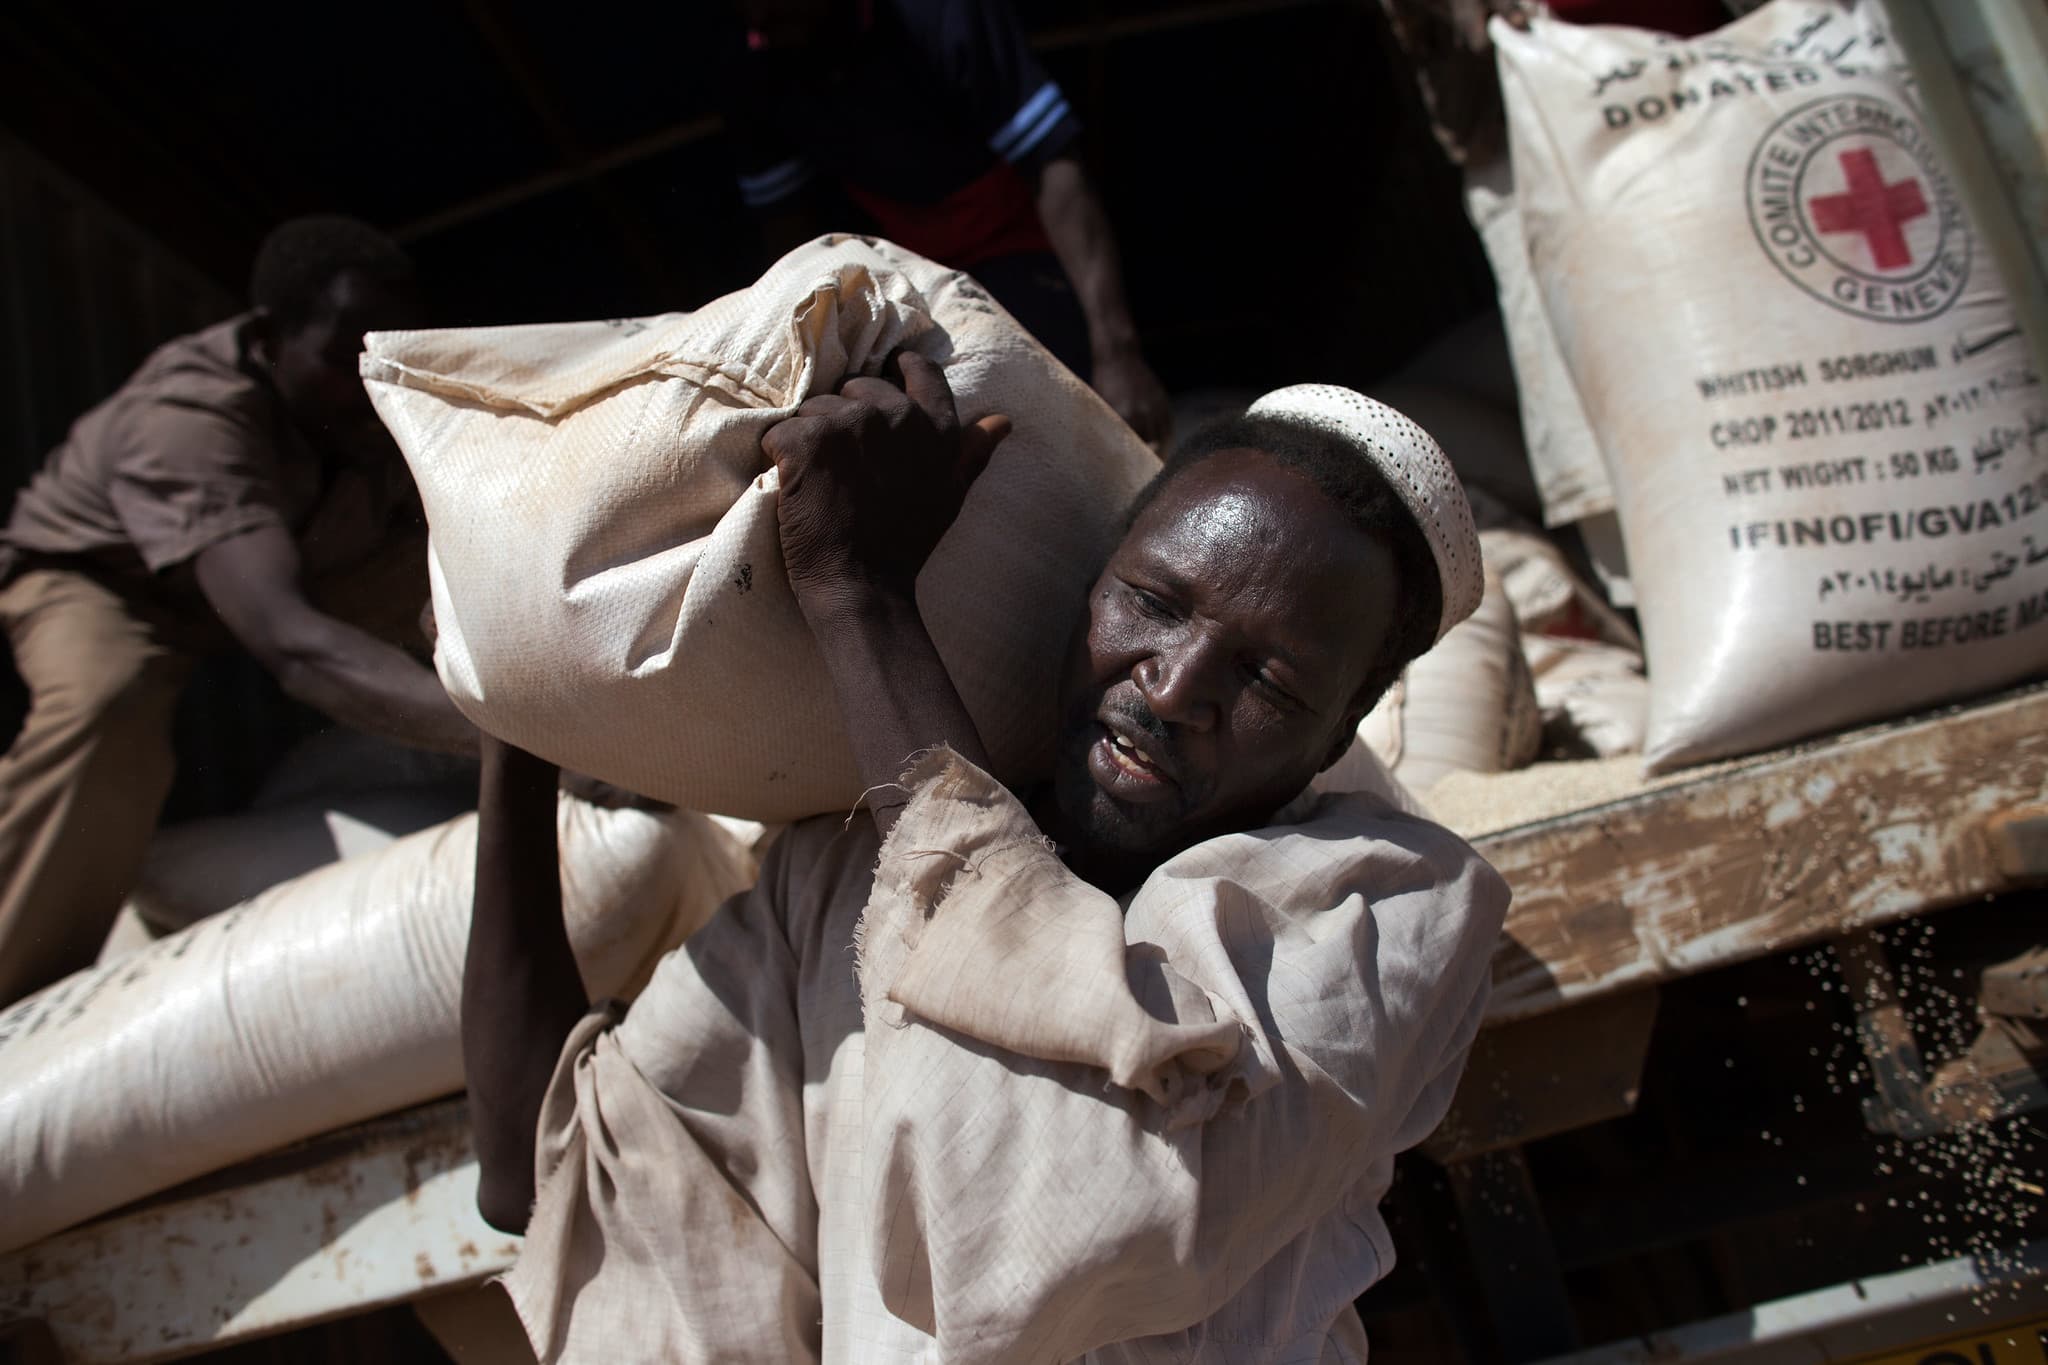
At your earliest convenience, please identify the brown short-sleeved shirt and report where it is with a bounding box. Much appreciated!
[2,316,412,631]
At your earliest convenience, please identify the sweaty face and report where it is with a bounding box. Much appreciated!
[1049,448,1398,878]
[265,268,420,462]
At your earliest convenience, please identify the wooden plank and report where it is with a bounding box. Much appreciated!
[1476,685,2048,1027]
[0,1099,514,1365]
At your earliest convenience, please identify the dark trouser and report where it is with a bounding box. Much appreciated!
[966,252,1093,380]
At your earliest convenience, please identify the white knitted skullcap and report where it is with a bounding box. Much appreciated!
[1246,384,1483,644]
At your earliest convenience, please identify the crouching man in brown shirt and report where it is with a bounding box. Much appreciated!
[0,215,475,1006]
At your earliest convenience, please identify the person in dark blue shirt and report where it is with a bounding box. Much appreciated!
[725,0,1172,445]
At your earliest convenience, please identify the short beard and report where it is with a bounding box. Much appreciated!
[1049,694,1203,864]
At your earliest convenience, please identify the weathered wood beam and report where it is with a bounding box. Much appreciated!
[1477,684,2048,1027]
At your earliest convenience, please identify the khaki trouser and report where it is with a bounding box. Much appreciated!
[0,569,191,1006]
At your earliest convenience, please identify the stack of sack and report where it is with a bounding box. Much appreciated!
[1360,564,1544,798]
[110,728,479,948]
[1480,522,1649,761]
[1354,507,1651,808]
[1482,0,2048,770]
[0,793,757,1253]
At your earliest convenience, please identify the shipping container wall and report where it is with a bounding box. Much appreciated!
[0,136,301,819]
[0,130,235,497]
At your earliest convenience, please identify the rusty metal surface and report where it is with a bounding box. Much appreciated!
[1476,685,2048,1027]
[0,131,231,497]
[0,1099,516,1364]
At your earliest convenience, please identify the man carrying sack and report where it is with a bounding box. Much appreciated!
[463,362,1509,1361]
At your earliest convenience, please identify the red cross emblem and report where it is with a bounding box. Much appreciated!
[1808,148,1929,271]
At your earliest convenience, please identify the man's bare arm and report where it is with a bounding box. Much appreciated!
[765,356,1007,837]
[463,736,588,1233]
[1035,156,1171,446]
[800,589,991,838]
[194,525,475,754]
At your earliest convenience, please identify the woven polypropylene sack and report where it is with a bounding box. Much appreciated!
[129,787,475,931]
[1464,157,1614,528]
[1526,635,1650,758]
[1480,526,1639,648]
[364,236,1161,822]
[0,798,757,1253]
[1478,527,1647,757]
[1497,4,2048,770]
[1360,568,1541,798]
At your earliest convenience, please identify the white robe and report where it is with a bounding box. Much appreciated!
[504,749,1508,1363]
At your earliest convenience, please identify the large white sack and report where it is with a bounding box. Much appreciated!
[123,728,480,938]
[129,787,476,932]
[1464,157,1614,528]
[0,797,756,1254]
[1497,2,2048,770]
[142,727,481,929]
[364,235,1161,822]
[1360,567,1541,796]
